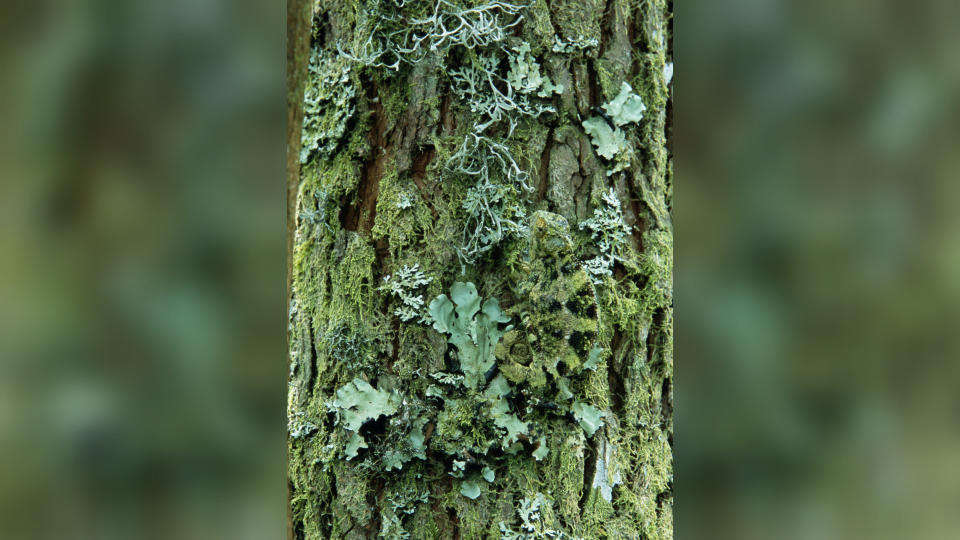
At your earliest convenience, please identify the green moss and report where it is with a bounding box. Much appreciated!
[549,0,605,46]
[550,429,586,525]
[329,232,377,321]
[330,460,374,535]
[371,168,436,259]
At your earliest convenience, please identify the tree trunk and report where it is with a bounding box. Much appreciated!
[287,1,672,538]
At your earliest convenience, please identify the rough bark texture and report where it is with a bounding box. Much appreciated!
[287,1,672,538]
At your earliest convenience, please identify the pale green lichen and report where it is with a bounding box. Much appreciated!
[331,377,402,432]
[531,438,549,461]
[507,42,563,97]
[603,82,647,126]
[581,117,628,161]
[581,83,646,174]
[460,480,482,499]
[570,401,604,437]
[429,281,512,390]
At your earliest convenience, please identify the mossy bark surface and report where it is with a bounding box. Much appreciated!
[288,1,672,538]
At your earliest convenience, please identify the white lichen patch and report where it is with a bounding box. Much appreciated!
[551,34,599,54]
[499,493,582,539]
[300,45,355,164]
[591,436,622,502]
[579,188,632,284]
[380,263,434,322]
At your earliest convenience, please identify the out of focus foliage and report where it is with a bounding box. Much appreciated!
[0,1,285,539]
[677,1,960,538]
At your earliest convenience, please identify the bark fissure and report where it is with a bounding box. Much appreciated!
[307,316,318,399]
[624,172,648,251]
[538,127,554,203]
[342,89,390,233]
[579,441,598,512]
[608,331,627,413]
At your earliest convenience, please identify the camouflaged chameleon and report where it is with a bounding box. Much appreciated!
[496,211,601,390]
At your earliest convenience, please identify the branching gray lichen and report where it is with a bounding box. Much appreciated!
[450,48,557,136]
[447,132,531,190]
[578,188,632,283]
[446,133,530,268]
[339,0,530,69]
[380,263,435,322]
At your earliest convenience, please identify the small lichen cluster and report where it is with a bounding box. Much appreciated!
[379,481,430,539]
[578,188,632,283]
[550,34,598,54]
[380,263,434,322]
[300,44,356,164]
[581,82,647,174]
[287,410,318,440]
[329,377,402,458]
[498,493,581,539]
[320,320,378,374]
[507,42,563,97]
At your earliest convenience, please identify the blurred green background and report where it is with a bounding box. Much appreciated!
[677,0,960,538]
[1,0,959,539]
[0,1,286,538]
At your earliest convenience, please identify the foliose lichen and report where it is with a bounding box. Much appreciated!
[581,82,647,175]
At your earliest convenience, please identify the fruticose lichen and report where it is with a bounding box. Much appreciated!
[446,133,531,268]
[339,0,531,70]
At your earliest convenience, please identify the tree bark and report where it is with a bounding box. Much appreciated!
[288,1,672,538]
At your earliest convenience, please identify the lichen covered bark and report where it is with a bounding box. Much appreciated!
[288,0,672,538]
